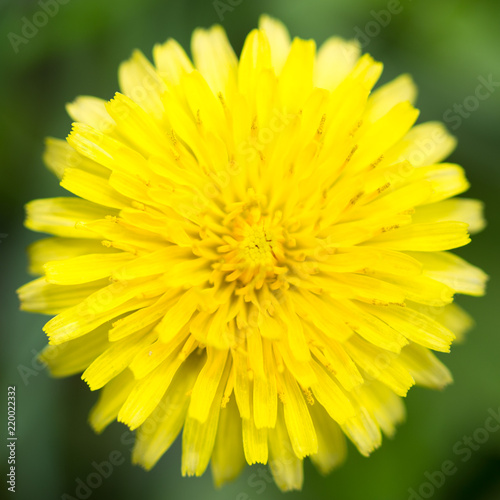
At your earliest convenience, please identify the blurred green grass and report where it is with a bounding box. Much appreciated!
[1,1,499,499]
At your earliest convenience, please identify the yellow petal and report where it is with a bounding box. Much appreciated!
[246,327,264,379]
[211,395,245,487]
[279,369,318,458]
[105,92,169,158]
[40,322,110,377]
[258,310,285,340]
[182,358,231,477]
[412,198,486,234]
[18,277,108,315]
[258,15,291,74]
[112,246,192,280]
[345,53,383,93]
[323,273,406,305]
[341,406,381,456]
[334,300,408,352]
[354,381,405,437]
[119,207,194,246]
[349,101,419,175]
[82,325,156,390]
[89,370,135,433]
[118,351,185,430]
[278,37,316,112]
[426,302,474,342]
[181,70,227,141]
[27,237,113,276]
[310,361,356,424]
[128,328,190,379]
[398,343,452,389]
[156,289,200,343]
[43,137,109,179]
[25,198,115,238]
[277,295,311,362]
[232,347,251,419]
[367,304,455,352]
[350,179,433,220]
[315,37,360,91]
[118,50,166,121]
[306,327,363,391]
[364,74,417,123]
[419,163,470,203]
[188,347,229,422]
[132,352,205,469]
[345,335,415,396]
[160,90,216,169]
[268,404,304,491]
[292,291,353,342]
[43,279,161,344]
[61,168,131,209]
[67,122,134,171]
[253,338,278,428]
[242,395,268,464]
[81,217,168,253]
[44,252,133,285]
[395,121,457,166]
[407,251,487,296]
[191,25,237,96]
[108,290,179,341]
[309,401,346,475]
[369,272,455,306]
[318,246,422,277]
[153,38,193,86]
[367,221,470,251]
[238,29,272,100]
[66,96,116,133]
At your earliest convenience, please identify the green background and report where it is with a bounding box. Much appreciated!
[1,0,499,499]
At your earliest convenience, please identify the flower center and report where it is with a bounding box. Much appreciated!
[240,222,279,266]
[217,206,286,287]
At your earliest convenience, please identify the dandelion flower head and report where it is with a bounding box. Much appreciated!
[18,15,487,491]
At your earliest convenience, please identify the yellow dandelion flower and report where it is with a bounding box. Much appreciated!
[18,15,487,491]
